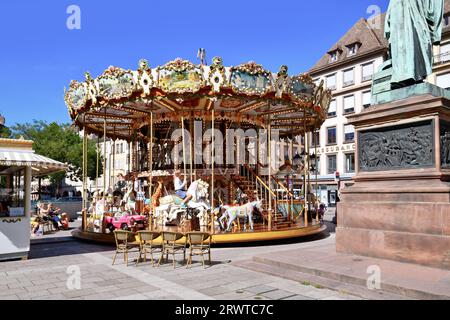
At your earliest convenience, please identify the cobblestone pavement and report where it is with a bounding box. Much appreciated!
[0,228,361,301]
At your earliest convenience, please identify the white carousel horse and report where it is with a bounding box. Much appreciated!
[154,179,210,226]
[123,181,136,211]
[219,200,263,232]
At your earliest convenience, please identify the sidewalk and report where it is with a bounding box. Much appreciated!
[233,235,450,300]
[31,220,81,245]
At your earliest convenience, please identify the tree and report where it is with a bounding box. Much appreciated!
[0,125,11,138]
[10,120,103,194]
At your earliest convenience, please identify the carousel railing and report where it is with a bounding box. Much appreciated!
[252,161,305,223]
[241,164,277,228]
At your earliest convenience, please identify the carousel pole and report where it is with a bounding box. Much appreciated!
[149,111,154,230]
[268,104,272,231]
[108,139,112,194]
[82,124,87,231]
[95,135,99,192]
[112,128,116,193]
[303,114,309,227]
[189,117,194,184]
[102,114,107,222]
[210,106,215,235]
[315,125,319,223]
[289,135,294,221]
[181,115,187,180]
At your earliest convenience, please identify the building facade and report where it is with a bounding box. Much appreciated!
[309,1,450,207]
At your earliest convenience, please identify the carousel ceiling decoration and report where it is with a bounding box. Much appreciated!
[64,57,332,140]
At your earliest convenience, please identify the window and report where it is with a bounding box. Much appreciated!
[329,51,338,62]
[311,130,320,147]
[445,14,450,27]
[343,68,354,87]
[327,155,337,175]
[362,62,374,82]
[344,95,355,114]
[345,153,355,173]
[436,43,450,65]
[328,99,337,117]
[0,169,26,218]
[436,72,450,90]
[326,74,336,90]
[441,43,450,54]
[363,91,372,108]
[344,124,355,142]
[327,127,337,145]
[348,44,358,56]
[312,155,321,175]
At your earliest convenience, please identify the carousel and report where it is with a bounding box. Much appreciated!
[64,56,331,244]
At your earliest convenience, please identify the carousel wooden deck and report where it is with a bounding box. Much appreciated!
[71,220,326,245]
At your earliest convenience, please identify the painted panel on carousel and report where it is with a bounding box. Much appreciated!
[97,67,135,100]
[65,80,88,115]
[289,75,315,101]
[158,59,204,94]
[230,62,272,95]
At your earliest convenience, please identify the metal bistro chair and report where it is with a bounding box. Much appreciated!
[112,230,139,267]
[186,232,212,269]
[136,231,162,267]
[158,232,186,269]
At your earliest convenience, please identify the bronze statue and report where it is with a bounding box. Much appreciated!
[385,0,444,88]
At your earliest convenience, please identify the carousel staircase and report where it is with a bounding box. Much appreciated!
[231,168,293,229]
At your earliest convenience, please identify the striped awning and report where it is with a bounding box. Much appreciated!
[0,150,67,176]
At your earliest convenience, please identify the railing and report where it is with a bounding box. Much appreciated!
[240,164,277,228]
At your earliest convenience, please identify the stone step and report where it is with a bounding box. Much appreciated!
[233,260,410,300]
[248,252,450,300]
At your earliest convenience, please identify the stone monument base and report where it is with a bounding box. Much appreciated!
[336,89,450,269]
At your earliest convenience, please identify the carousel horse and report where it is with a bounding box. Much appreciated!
[154,179,210,226]
[123,181,136,211]
[219,200,263,232]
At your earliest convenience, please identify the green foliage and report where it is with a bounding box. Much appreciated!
[0,125,11,138]
[10,120,102,186]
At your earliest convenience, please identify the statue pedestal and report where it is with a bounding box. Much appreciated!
[336,90,450,269]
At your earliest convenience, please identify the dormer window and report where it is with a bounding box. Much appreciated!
[445,14,450,27]
[330,51,338,62]
[346,42,361,56]
[348,44,357,55]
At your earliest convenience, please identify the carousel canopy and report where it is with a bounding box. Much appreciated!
[64,57,332,140]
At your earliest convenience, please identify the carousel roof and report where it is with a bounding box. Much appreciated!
[64,57,332,140]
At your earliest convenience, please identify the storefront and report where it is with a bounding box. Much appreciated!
[0,138,65,261]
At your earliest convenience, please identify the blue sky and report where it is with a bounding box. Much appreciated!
[0,0,389,126]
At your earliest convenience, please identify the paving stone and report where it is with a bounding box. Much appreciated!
[17,290,50,300]
[301,288,339,300]
[249,295,270,300]
[0,288,27,297]
[282,294,314,300]
[199,286,230,296]
[62,288,97,298]
[0,295,19,300]
[48,286,71,295]
[83,292,117,300]
[113,293,148,300]
[93,285,120,293]
[211,292,255,300]
[261,289,297,300]
[243,285,278,295]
